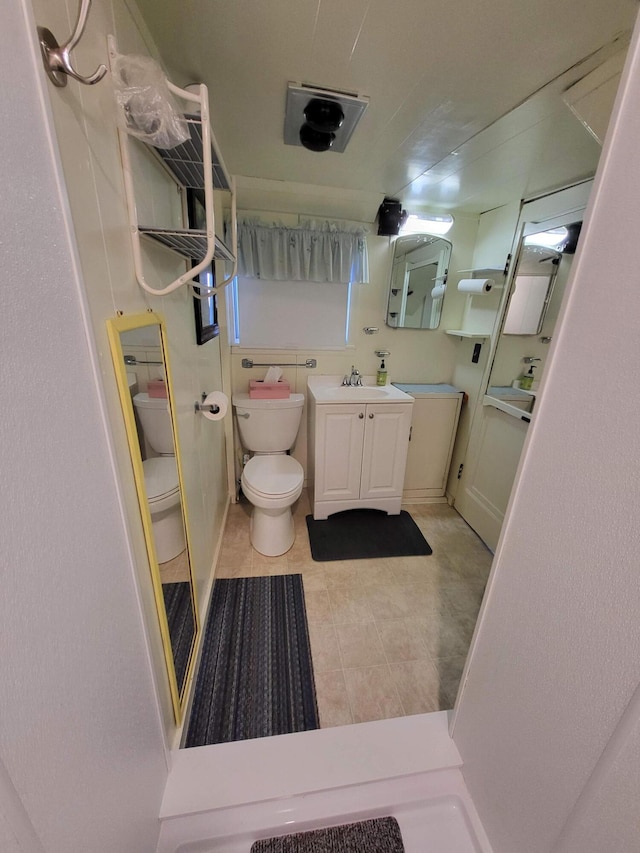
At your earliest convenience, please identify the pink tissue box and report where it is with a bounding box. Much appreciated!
[249,379,291,399]
[147,379,168,398]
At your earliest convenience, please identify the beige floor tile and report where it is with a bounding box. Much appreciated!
[215,563,253,579]
[335,622,386,669]
[328,587,373,623]
[357,561,396,586]
[159,549,191,583]
[301,566,327,593]
[441,579,486,617]
[213,490,489,731]
[389,658,443,714]
[376,618,430,663]
[365,583,414,620]
[433,655,468,709]
[342,665,405,723]
[308,622,342,672]
[407,611,471,660]
[322,562,361,590]
[218,542,253,569]
[314,670,353,728]
[305,589,333,623]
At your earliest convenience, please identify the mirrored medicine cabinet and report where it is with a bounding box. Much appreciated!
[386,234,452,330]
[107,312,198,724]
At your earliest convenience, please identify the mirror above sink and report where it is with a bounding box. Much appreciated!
[385,234,452,330]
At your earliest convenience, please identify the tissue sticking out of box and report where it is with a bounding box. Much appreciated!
[263,366,283,383]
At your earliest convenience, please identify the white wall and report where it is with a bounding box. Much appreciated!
[0,1,167,849]
[452,12,640,852]
[228,207,479,488]
[28,0,232,735]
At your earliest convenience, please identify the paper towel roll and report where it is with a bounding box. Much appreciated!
[431,283,446,299]
[201,391,228,421]
[457,278,494,294]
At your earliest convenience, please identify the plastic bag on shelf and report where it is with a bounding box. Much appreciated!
[112,54,189,149]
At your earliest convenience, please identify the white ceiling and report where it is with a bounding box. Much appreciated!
[134,0,638,220]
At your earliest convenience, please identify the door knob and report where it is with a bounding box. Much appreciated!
[369,413,374,419]
[358,412,364,418]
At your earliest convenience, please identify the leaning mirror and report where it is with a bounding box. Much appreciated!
[386,234,452,329]
[107,312,198,724]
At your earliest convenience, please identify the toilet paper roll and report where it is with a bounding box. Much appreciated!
[431,283,446,299]
[457,278,494,294]
[201,391,228,421]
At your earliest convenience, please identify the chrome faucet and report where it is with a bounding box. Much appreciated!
[342,365,363,386]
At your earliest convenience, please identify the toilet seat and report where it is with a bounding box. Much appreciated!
[143,457,180,513]
[241,455,303,509]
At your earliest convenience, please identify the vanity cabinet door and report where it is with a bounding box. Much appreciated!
[315,404,365,502]
[403,396,462,497]
[360,404,413,500]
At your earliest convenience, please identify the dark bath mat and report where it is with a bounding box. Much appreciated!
[184,575,319,746]
[162,581,195,694]
[306,509,432,562]
[251,816,405,852]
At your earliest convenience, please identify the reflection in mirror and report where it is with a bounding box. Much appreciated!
[487,222,581,415]
[107,313,198,723]
[386,234,452,329]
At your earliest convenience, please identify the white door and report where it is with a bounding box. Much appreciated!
[360,404,413,500]
[455,182,592,550]
[314,404,364,502]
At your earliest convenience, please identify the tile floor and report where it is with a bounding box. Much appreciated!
[216,491,493,728]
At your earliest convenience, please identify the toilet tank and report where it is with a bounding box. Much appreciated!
[232,392,304,452]
[133,393,175,454]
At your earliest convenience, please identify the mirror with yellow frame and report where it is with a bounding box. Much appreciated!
[107,312,198,724]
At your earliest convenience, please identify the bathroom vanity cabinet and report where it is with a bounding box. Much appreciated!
[307,379,414,519]
[392,384,464,501]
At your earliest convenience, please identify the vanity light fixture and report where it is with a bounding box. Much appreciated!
[400,212,454,236]
[284,83,369,153]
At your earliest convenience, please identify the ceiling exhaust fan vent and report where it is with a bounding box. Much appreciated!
[284,83,368,153]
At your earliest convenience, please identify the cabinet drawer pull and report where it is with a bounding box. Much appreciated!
[358,412,364,418]
[369,413,374,419]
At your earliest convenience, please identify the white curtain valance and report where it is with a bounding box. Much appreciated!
[235,219,369,283]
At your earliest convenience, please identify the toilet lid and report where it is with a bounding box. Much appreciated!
[243,455,303,497]
[143,457,180,501]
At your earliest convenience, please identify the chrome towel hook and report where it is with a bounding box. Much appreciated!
[37,0,107,88]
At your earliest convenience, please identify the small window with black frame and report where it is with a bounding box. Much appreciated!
[187,189,219,344]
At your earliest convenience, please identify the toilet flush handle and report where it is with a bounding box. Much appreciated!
[237,411,250,419]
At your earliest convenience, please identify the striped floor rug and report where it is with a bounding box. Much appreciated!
[251,817,405,852]
[162,581,195,694]
[185,575,319,747]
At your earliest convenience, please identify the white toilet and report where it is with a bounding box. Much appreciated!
[132,393,186,564]
[232,392,305,556]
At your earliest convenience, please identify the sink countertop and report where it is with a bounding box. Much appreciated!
[392,382,462,397]
[307,375,414,404]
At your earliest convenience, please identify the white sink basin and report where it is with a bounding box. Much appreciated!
[307,376,414,404]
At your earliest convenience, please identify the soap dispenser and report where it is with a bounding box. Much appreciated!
[376,358,388,386]
[519,365,536,390]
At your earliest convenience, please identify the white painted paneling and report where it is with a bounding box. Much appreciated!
[452,15,640,853]
[1,1,167,850]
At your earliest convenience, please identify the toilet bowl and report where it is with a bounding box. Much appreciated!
[241,454,304,556]
[233,392,305,557]
[142,456,185,563]
[133,392,186,564]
